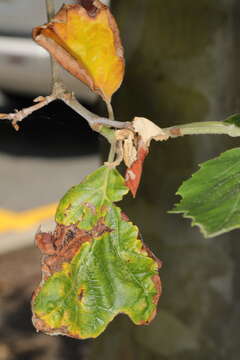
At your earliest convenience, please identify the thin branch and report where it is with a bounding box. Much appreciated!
[45,0,55,21]
[0,83,130,134]
[107,141,117,163]
[164,121,240,138]
[61,92,131,129]
[45,0,62,87]
[106,101,115,121]
[0,94,56,130]
[104,100,117,163]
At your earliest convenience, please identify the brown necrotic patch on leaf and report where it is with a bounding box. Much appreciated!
[121,211,162,324]
[32,315,75,339]
[35,232,56,255]
[138,273,162,326]
[138,231,162,320]
[79,0,99,17]
[35,219,112,280]
[78,287,85,302]
[32,1,125,101]
[91,217,112,238]
[36,224,91,279]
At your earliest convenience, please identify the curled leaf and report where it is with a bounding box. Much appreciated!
[125,142,149,198]
[116,129,137,168]
[32,166,161,339]
[123,117,168,197]
[33,1,125,101]
[133,117,169,146]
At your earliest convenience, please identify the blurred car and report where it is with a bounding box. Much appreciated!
[0,0,109,102]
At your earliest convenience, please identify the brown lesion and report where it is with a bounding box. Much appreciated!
[139,239,162,323]
[123,211,162,324]
[170,127,182,137]
[36,224,90,280]
[78,287,85,302]
[92,217,112,238]
[36,218,112,280]
[79,0,100,17]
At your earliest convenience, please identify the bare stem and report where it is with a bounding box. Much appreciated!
[104,101,116,162]
[164,121,240,138]
[0,83,130,138]
[45,0,62,87]
[0,94,56,130]
[107,141,117,163]
[45,0,55,21]
[61,92,131,129]
[106,101,115,121]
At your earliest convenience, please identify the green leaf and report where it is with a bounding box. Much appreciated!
[55,166,129,230]
[224,113,240,127]
[171,148,240,238]
[32,166,161,339]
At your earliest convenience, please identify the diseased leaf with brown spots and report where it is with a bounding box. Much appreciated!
[32,0,124,101]
[32,166,161,339]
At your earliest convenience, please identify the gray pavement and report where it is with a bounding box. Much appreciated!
[0,152,99,253]
[0,152,99,211]
[0,89,101,253]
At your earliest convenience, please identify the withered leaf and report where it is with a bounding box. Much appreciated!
[32,166,161,339]
[124,117,168,197]
[33,0,125,101]
[133,117,169,145]
[125,142,149,198]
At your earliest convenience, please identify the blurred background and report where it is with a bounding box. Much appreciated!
[1,0,240,359]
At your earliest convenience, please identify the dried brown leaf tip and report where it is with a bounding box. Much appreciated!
[32,0,125,101]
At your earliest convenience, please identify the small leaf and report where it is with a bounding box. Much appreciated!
[224,113,240,128]
[33,1,125,101]
[32,166,161,339]
[171,148,240,238]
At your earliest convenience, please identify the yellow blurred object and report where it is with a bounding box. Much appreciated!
[0,203,57,232]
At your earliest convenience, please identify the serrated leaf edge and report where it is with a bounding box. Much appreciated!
[169,147,240,238]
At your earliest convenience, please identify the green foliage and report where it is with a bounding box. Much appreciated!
[32,166,161,339]
[55,166,128,229]
[171,148,240,238]
[224,113,240,127]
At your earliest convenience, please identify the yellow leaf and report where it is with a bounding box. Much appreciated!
[33,1,125,101]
